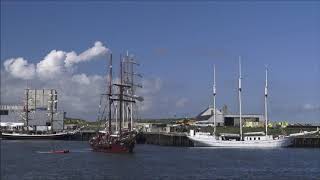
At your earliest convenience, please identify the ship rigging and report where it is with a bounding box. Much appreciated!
[89,51,143,153]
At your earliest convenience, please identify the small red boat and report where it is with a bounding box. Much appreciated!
[49,150,70,154]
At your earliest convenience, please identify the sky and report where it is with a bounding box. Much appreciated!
[1,1,320,123]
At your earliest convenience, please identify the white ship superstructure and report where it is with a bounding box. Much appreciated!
[188,131,293,148]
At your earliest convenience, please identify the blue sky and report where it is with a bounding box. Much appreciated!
[1,1,320,122]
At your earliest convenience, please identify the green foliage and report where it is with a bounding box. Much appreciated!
[137,118,192,124]
[64,117,109,130]
[64,117,87,125]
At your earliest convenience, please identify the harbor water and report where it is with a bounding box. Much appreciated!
[1,140,319,180]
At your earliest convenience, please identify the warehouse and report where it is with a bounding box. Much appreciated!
[0,89,65,132]
[196,107,265,127]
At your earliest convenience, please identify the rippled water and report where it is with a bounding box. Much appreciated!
[1,140,319,180]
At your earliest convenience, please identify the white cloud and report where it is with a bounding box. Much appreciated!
[36,50,67,80]
[1,69,160,120]
[1,41,111,120]
[1,69,105,120]
[139,78,162,94]
[139,96,152,112]
[1,41,169,120]
[65,41,109,67]
[72,73,91,85]
[303,104,320,112]
[3,57,35,80]
[136,78,162,112]
[175,97,189,108]
[3,41,109,81]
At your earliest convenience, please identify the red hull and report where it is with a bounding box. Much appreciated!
[89,132,136,153]
[91,144,134,153]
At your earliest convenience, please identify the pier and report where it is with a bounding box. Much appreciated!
[69,130,96,141]
[137,132,193,147]
[135,132,320,148]
[70,131,194,146]
[57,130,320,148]
[292,137,320,148]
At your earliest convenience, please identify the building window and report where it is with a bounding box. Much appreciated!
[254,137,256,140]
[250,137,252,140]
[0,110,9,115]
[258,137,260,140]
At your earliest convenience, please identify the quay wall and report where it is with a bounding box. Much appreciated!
[292,137,320,148]
[136,132,320,148]
[70,131,320,148]
[69,130,96,141]
[137,132,194,147]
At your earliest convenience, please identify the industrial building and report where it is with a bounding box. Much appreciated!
[0,89,65,132]
[0,105,64,132]
[196,107,265,128]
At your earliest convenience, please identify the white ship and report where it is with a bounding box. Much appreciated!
[1,89,84,140]
[188,58,294,148]
[188,132,293,148]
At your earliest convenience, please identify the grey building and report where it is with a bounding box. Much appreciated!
[196,107,224,126]
[0,105,65,131]
[1,89,65,132]
[196,107,265,127]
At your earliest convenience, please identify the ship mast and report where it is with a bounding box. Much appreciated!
[122,51,142,131]
[264,66,268,136]
[238,57,243,141]
[119,55,123,134]
[25,89,29,132]
[128,51,133,131]
[213,65,217,136]
[108,53,113,133]
[108,55,127,134]
[115,103,118,131]
[50,89,54,133]
[111,52,142,134]
[49,89,57,133]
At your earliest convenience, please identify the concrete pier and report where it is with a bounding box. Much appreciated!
[68,130,320,148]
[69,130,96,141]
[137,132,320,148]
[292,137,320,148]
[139,132,193,147]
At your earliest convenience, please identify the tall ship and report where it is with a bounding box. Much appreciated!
[188,58,295,148]
[1,89,80,140]
[89,51,143,153]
